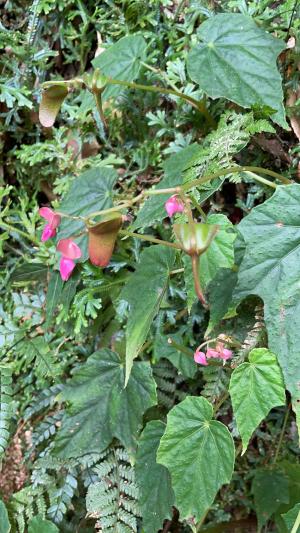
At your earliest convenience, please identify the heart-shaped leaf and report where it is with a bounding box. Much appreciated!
[157,396,235,523]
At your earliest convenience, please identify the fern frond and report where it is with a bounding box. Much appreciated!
[24,384,63,420]
[234,304,266,365]
[152,359,186,409]
[0,365,13,457]
[201,365,229,404]
[86,445,141,532]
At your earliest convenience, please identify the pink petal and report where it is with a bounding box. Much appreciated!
[41,224,56,242]
[59,257,75,281]
[206,348,220,359]
[57,239,82,259]
[194,350,208,366]
[165,195,184,217]
[220,348,233,361]
[39,207,61,229]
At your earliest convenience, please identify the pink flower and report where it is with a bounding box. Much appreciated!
[59,257,76,281]
[194,349,208,366]
[41,224,56,242]
[194,341,233,366]
[165,195,184,217]
[56,238,81,281]
[213,342,233,361]
[57,238,81,260]
[39,207,61,241]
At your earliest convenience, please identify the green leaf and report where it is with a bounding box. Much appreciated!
[57,166,117,261]
[275,461,300,530]
[154,332,196,378]
[92,34,147,101]
[157,396,235,523]
[45,271,64,327]
[28,516,59,533]
[207,268,238,333]
[54,349,157,458]
[282,503,300,531]
[229,348,286,453]
[10,263,48,283]
[0,500,10,533]
[120,245,176,385]
[136,420,175,533]
[183,215,236,310]
[39,84,68,127]
[233,184,300,433]
[252,467,289,529]
[132,144,199,230]
[187,14,287,127]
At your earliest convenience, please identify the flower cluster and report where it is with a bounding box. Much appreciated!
[194,342,233,366]
[39,207,81,281]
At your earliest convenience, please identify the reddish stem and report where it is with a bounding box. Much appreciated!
[191,254,207,307]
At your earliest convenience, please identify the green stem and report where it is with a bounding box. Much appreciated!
[0,221,38,245]
[291,510,300,533]
[244,171,277,189]
[92,88,107,130]
[181,165,291,191]
[273,405,290,463]
[104,77,215,126]
[119,229,182,250]
[167,337,194,357]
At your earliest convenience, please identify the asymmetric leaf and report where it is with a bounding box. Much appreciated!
[120,245,176,384]
[234,184,300,432]
[92,34,147,100]
[136,420,174,533]
[54,349,157,458]
[187,14,286,126]
[230,348,286,453]
[252,468,289,529]
[157,396,235,523]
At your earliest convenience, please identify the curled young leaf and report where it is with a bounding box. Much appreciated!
[39,84,68,127]
[173,222,219,256]
[88,213,122,267]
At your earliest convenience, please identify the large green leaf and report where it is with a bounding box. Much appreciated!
[45,271,64,327]
[282,503,300,532]
[132,144,199,230]
[57,166,117,261]
[184,214,236,310]
[28,516,59,533]
[54,349,157,458]
[136,420,174,533]
[252,467,290,530]
[275,461,300,531]
[233,184,300,432]
[0,500,10,533]
[229,348,286,453]
[92,34,147,100]
[187,14,286,127]
[157,396,235,524]
[120,245,176,384]
[154,332,196,378]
